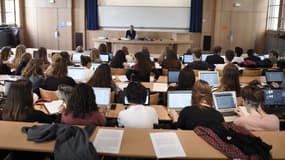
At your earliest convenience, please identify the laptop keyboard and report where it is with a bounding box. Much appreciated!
[222,111,237,117]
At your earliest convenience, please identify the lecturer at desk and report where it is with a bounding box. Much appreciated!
[125,25,136,40]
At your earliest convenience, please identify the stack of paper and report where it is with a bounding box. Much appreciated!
[150,132,186,159]
[44,100,64,114]
[93,129,124,153]
[152,83,168,92]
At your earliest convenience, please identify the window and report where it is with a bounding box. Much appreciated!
[0,0,18,26]
[267,0,285,31]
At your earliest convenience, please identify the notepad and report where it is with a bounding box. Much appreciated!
[152,83,168,92]
[150,132,186,159]
[44,100,64,114]
[117,75,129,82]
[93,129,124,154]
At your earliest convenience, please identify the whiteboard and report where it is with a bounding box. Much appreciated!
[98,6,190,31]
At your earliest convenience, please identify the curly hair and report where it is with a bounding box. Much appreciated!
[65,83,98,118]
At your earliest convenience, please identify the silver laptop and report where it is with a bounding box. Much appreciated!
[72,52,82,63]
[213,91,237,113]
[92,87,111,107]
[198,71,219,87]
[67,67,86,82]
[167,90,192,111]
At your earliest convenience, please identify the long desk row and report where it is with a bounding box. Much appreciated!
[114,75,266,92]
[0,121,284,159]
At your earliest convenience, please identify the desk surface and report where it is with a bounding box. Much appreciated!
[105,104,171,121]
[0,121,284,159]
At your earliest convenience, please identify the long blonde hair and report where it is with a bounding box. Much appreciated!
[13,44,26,67]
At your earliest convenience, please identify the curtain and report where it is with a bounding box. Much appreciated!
[189,0,203,32]
[86,0,99,30]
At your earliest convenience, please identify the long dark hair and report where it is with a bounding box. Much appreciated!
[134,52,152,74]
[2,79,33,121]
[87,64,113,88]
[36,47,50,64]
[22,59,44,78]
[110,50,126,68]
[65,83,98,118]
[178,68,195,90]
[0,47,11,64]
[220,64,241,96]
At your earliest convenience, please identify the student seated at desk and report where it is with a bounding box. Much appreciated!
[80,55,93,81]
[168,80,225,130]
[232,46,244,64]
[168,67,196,91]
[61,83,106,126]
[185,48,208,70]
[0,46,12,74]
[60,51,75,66]
[205,46,225,68]
[40,54,76,91]
[126,52,160,82]
[110,49,127,68]
[34,47,50,70]
[161,48,181,70]
[234,80,279,131]
[90,48,101,63]
[87,64,117,92]
[2,79,53,123]
[118,82,158,128]
[15,53,32,75]
[217,63,241,96]
[22,59,45,91]
[122,46,134,63]
[11,44,26,69]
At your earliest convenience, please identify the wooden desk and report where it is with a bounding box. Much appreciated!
[0,121,284,159]
[94,39,191,56]
[105,104,171,121]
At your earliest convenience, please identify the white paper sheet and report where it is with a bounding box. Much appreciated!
[93,129,124,153]
[152,83,168,92]
[117,75,129,82]
[118,82,129,90]
[150,132,186,159]
[44,100,64,114]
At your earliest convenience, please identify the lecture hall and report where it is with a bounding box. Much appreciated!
[0,0,284,159]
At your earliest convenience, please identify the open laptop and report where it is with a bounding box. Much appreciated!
[123,88,150,105]
[167,90,192,111]
[3,80,14,97]
[90,63,101,71]
[67,67,86,82]
[72,52,82,64]
[263,88,285,107]
[183,54,193,64]
[213,91,237,114]
[202,54,212,61]
[100,54,109,62]
[198,71,219,87]
[92,87,111,107]
[265,71,284,84]
[167,70,180,83]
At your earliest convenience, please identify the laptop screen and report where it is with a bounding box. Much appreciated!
[168,70,180,83]
[72,52,81,63]
[183,54,193,64]
[100,54,109,62]
[67,67,86,81]
[92,87,111,106]
[123,88,150,105]
[167,90,192,110]
[4,80,14,97]
[90,63,100,71]
[213,91,237,112]
[198,71,219,87]
[263,89,285,106]
[202,54,212,61]
[265,71,284,83]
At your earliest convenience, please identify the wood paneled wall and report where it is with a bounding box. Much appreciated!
[22,0,269,54]
[24,0,72,50]
[213,0,268,53]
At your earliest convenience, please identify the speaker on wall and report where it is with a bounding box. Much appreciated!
[75,32,83,48]
[203,35,211,51]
